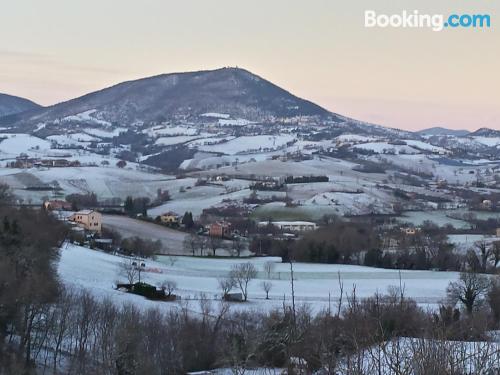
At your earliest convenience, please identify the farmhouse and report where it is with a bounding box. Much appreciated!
[70,210,102,232]
[159,212,179,225]
[209,221,231,238]
[400,227,421,236]
[259,221,317,232]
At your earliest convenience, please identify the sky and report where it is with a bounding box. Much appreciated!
[0,0,498,131]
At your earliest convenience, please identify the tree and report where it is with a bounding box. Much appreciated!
[218,277,236,297]
[447,272,491,315]
[209,236,222,256]
[232,236,245,257]
[261,281,272,299]
[182,211,194,230]
[0,183,13,205]
[123,197,150,217]
[194,235,208,256]
[475,241,492,272]
[116,160,127,168]
[183,233,198,256]
[161,280,177,297]
[120,237,161,258]
[120,260,140,284]
[229,262,257,301]
[124,196,134,215]
[263,261,276,279]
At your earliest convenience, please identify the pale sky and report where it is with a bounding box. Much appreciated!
[1,0,498,131]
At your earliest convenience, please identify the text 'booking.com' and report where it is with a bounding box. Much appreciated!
[365,10,491,32]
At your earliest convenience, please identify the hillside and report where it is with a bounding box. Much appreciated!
[0,93,41,118]
[15,67,333,126]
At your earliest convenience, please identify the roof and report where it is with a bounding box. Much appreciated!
[75,209,95,215]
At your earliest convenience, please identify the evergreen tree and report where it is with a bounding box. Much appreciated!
[124,196,134,215]
[182,211,194,229]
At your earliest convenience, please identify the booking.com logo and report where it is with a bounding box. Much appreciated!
[365,10,491,31]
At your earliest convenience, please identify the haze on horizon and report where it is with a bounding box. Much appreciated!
[1,0,498,131]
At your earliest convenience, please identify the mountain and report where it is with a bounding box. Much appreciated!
[15,67,333,127]
[0,93,41,118]
[469,128,500,137]
[417,127,470,137]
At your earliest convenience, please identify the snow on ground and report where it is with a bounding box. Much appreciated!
[187,136,236,147]
[155,135,201,146]
[0,134,51,157]
[403,139,448,153]
[351,142,420,155]
[396,211,471,229]
[198,135,295,155]
[144,125,199,137]
[335,134,380,143]
[83,127,127,138]
[148,187,251,217]
[58,244,459,315]
[372,154,493,185]
[46,134,92,147]
[218,118,255,126]
[0,166,179,202]
[200,112,230,119]
[57,109,111,126]
[306,191,394,216]
[48,132,100,145]
[472,136,500,148]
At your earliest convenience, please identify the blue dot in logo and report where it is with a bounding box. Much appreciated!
[444,22,448,27]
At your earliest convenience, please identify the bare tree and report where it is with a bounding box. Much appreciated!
[195,235,208,256]
[161,280,177,297]
[183,233,198,256]
[119,260,139,284]
[475,241,492,272]
[263,261,276,279]
[232,236,245,257]
[209,236,223,256]
[447,272,491,314]
[261,281,272,299]
[229,263,257,301]
[218,277,236,298]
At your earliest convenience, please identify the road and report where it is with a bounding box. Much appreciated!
[102,215,188,255]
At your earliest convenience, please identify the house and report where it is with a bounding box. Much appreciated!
[209,221,231,238]
[70,210,102,232]
[400,227,421,236]
[258,221,317,232]
[43,200,72,211]
[159,212,179,225]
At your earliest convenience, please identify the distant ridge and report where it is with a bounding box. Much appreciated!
[0,93,41,118]
[469,127,500,137]
[417,127,470,137]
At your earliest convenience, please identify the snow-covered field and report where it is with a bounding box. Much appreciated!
[58,244,459,315]
[0,166,179,202]
[198,135,295,155]
[0,133,51,158]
